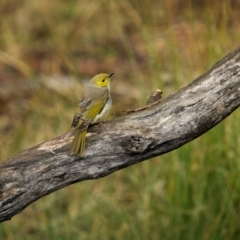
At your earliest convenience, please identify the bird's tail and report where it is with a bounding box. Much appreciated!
[69,128,87,157]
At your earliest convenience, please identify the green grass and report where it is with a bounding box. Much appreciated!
[1,0,240,239]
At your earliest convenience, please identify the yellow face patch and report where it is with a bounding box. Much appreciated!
[90,73,110,88]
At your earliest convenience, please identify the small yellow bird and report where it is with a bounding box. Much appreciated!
[69,73,114,157]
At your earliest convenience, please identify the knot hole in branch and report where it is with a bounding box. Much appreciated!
[125,135,152,153]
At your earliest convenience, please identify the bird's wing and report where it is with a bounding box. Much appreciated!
[83,96,108,120]
[72,86,108,129]
[71,99,92,128]
[80,86,108,119]
[80,99,91,107]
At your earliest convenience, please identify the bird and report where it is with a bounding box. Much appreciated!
[69,73,114,157]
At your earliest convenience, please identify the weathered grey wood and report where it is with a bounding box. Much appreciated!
[0,46,240,223]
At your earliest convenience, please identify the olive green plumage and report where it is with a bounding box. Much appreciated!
[69,73,114,157]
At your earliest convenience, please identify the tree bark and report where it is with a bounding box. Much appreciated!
[1,46,240,223]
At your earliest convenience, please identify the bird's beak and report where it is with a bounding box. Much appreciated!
[108,72,114,78]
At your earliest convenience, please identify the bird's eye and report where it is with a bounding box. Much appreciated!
[102,79,105,82]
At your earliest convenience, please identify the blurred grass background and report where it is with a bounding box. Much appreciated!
[1,0,240,239]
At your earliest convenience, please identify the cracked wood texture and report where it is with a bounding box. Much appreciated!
[1,46,240,223]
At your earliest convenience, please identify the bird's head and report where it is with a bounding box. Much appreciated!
[90,73,114,88]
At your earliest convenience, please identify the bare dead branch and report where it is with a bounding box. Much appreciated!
[0,46,240,222]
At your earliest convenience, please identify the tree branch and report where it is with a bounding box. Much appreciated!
[1,46,240,222]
